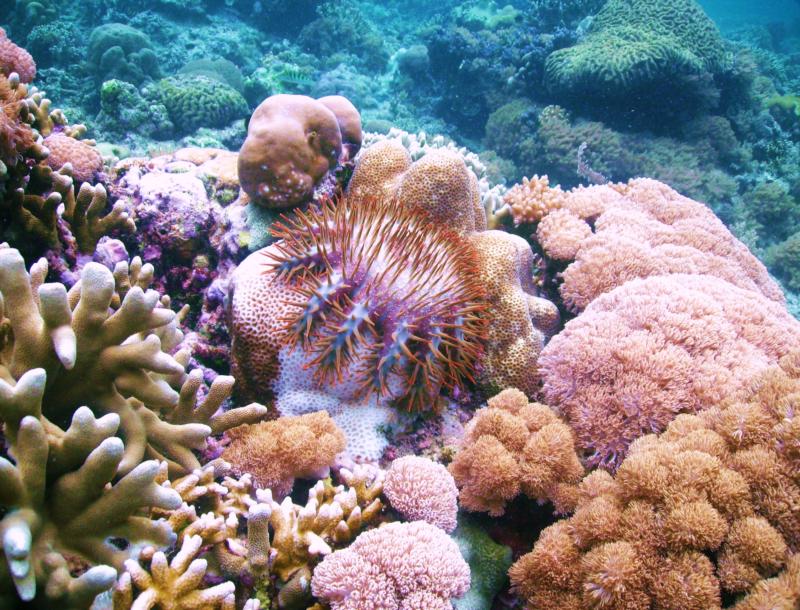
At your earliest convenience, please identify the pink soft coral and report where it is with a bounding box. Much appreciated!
[539,273,800,470]
[384,456,459,532]
[311,521,470,609]
[536,178,784,311]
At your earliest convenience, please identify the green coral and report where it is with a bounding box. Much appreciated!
[87,23,161,86]
[766,232,800,291]
[97,79,174,140]
[545,0,727,109]
[146,75,248,137]
[452,515,512,610]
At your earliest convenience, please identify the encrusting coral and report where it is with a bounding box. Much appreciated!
[311,521,471,610]
[221,411,347,498]
[449,388,584,517]
[539,273,800,470]
[510,350,800,610]
[383,455,459,532]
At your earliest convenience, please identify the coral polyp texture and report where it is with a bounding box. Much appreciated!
[221,411,346,498]
[229,194,487,458]
[383,455,459,532]
[535,178,785,312]
[238,94,362,208]
[347,139,486,234]
[510,350,800,610]
[311,521,471,610]
[539,273,800,470]
[448,388,584,517]
[0,27,35,83]
[468,230,559,397]
[544,0,727,115]
[503,174,566,226]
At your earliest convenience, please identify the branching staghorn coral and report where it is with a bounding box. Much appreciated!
[0,367,182,605]
[510,350,800,609]
[448,388,584,517]
[0,247,267,476]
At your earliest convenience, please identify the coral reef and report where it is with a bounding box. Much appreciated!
[87,23,160,86]
[221,411,346,498]
[383,455,458,532]
[510,350,800,609]
[238,94,361,208]
[311,521,471,609]
[539,273,800,469]
[0,27,35,83]
[448,388,584,516]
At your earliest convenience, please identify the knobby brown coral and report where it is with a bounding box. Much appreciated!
[449,388,584,516]
[222,411,346,498]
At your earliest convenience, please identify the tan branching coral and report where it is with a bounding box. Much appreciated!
[0,367,182,605]
[113,535,259,610]
[468,231,560,397]
[510,351,800,609]
[449,388,584,517]
[221,411,347,498]
[0,247,266,476]
[503,175,566,226]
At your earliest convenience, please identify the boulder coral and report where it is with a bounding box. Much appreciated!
[448,388,584,517]
[228,194,487,459]
[511,350,800,609]
[311,521,471,610]
[221,411,347,498]
[544,0,727,116]
[539,273,800,470]
[42,132,104,184]
[468,231,560,397]
[347,139,486,234]
[536,178,785,311]
[238,94,362,208]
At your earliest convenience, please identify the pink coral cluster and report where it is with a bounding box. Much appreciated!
[311,521,470,609]
[0,27,35,83]
[384,456,458,532]
[536,178,784,311]
[539,273,800,470]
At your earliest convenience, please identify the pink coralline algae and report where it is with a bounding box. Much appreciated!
[311,521,470,610]
[536,178,784,312]
[539,273,800,471]
[383,456,459,532]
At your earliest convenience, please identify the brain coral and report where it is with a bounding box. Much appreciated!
[43,133,103,183]
[229,195,486,458]
[150,75,248,136]
[539,273,800,470]
[0,27,35,83]
[311,521,471,609]
[467,230,559,397]
[347,140,486,234]
[221,411,346,498]
[238,94,360,209]
[536,178,785,312]
[544,0,726,113]
[384,455,459,532]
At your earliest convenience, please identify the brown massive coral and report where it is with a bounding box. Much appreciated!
[449,388,584,516]
[510,351,800,609]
